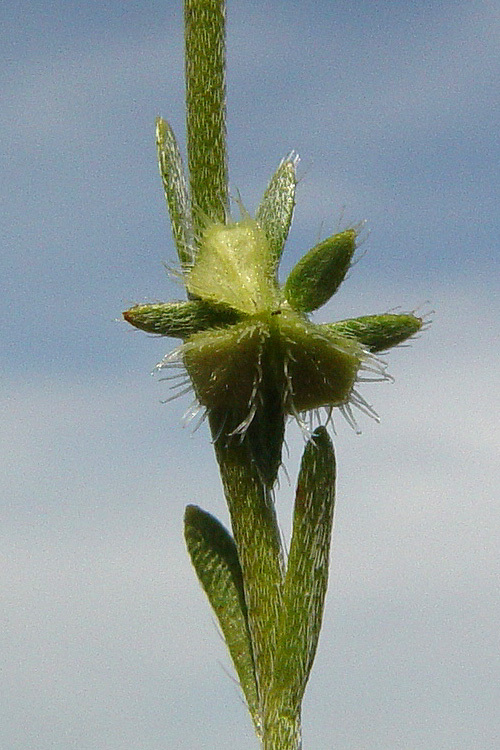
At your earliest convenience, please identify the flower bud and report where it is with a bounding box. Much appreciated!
[186,218,279,315]
[181,309,364,423]
[284,229,356,313]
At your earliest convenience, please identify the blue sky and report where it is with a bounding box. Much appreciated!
[1,1,499,748]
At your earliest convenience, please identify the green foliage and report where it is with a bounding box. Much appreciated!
[123,300,241,337]
[284,229,356,312]
[123,1,427,748]
[208,412,285,709]
[156,118,193,267]
[184,505,261,733]
[256,155,298,269]
[269,428,336,714]
[325,313,423,352]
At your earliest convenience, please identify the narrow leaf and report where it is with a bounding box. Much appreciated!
[322,313,423,353]
[156,117,193,267]
[184,504,260,731]
[268,427,336,714]
[256,154,298,268]
[123,300,241,337]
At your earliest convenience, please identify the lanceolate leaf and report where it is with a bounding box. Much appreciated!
[123,300,241,337]
[184,505,260,731]
[156,117,193,267]
[268,427,336,715]
[256,154,298,269]
[322,313,423,353]
[284,229,356,313]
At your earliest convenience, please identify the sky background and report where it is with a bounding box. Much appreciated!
[1,0,499,748]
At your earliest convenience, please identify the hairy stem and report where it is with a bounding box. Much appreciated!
[185,0,228,235]
[209,412,284,723]
[262,713,302,750]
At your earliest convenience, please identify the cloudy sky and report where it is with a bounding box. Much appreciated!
[2,0,499,748]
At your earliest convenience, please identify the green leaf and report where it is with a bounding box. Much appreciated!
[184,504,261,732]
[284,229,356,312]
[322,312,423,352]
[123,300,241,337]
[256,154,298,269]
[185,0,228,234]
[268,427,336,714]
[156,117,193,268]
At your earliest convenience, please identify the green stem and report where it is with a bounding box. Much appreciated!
[185,0,228,235]
[184,4,317,748]
[262,713,302,750]
[209,413,284,723]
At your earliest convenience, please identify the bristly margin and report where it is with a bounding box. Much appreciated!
[153,330,392,445]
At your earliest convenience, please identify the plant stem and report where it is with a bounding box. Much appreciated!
[209,414,284,720]
[262,713,302,750]
[185,0,228,235]
[185,4,305,748]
